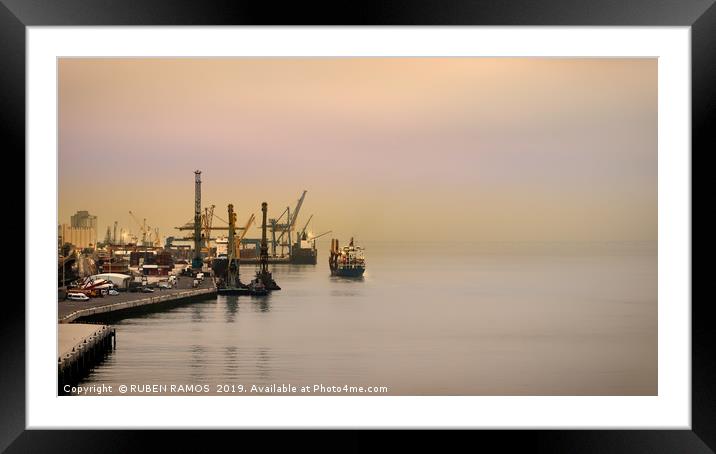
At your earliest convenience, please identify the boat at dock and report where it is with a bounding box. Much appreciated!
[329,238,366,277]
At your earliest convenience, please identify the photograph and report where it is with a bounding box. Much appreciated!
[57,57,658,397]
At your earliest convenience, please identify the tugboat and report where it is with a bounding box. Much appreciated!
[329,237,366,277]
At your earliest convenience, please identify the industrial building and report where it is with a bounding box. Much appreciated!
[58,223,97,249]
[71,210,97,230]
[59,210,99,249]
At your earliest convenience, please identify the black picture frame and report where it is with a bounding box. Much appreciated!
[4,0,707,451]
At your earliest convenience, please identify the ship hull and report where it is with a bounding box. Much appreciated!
[217,287,252,296]
[291,247,318,265]
[331,267,365,277]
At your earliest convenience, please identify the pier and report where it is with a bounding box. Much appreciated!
[58,323,116,393]
[58,276,216,323]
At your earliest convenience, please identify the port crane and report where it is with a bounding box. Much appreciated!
[296,214,330,244]
[226,204,240,288]
[270,190,307,257]
[307,230,332,247]
[128,211,152,246]
[152,227,161,247]
[201,205,215,257]
[238,213,256,244]
[214,211,255,257]
[298,214,313,240]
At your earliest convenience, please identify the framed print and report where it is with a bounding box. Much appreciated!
[4,0,708,451]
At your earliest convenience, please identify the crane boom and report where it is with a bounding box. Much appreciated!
[237,213,256,242]
[299,214,313,239]
[128,211,150,245]
[290,190,307,228]
[202,205,215,256]
[309,231,332,241]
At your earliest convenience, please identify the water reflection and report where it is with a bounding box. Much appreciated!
[250,294,271,312]
[329,275,365,297]
[256,348,271,381]
[191,304,203,323]
[224,296,239,323]
[224,345,239,379]
[330,276,365,283]
[189,344,207,381]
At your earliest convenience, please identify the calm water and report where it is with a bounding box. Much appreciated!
[77,242,657,395]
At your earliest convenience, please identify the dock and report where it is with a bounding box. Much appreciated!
[58,323,116,393]
[58,275,216,323]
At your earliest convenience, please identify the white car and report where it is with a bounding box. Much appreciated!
[158,281,172,289]
[108,289,119,296]
[67,292,89,301]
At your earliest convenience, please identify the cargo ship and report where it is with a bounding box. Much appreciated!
[329,238,365,277]
[291,231,318,264]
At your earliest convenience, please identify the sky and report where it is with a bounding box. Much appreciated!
[58,58,657,243]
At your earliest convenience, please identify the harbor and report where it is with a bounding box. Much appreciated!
[57,169,342,385]
[51,58,659,398]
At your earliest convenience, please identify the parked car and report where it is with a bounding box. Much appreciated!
[192,279,199,288]
[158,281,172,289]
[140,287,155,293]
[108,289,119,296]
[196,273,205,281]
[67,292,89,301]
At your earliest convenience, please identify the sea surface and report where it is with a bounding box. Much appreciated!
[75,241,657,396]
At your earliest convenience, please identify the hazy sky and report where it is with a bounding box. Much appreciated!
[58,58,656,243]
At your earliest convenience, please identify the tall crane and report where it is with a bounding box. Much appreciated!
[237,213,256,242]
[202,204,215,257]
[272,190,307,256]
[291,190,307,229]
[226,204,239,288]
[255,202,280,290]
[192,170,203,269]
[128,211,150,246]
[298,214,314,241]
